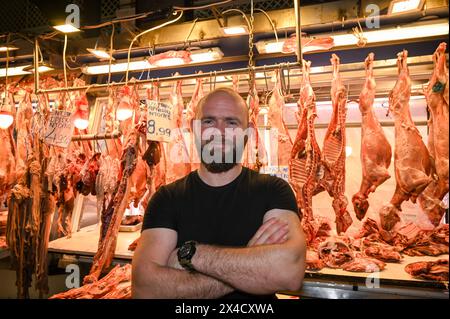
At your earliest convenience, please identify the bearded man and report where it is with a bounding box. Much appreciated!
[132,87,306,299]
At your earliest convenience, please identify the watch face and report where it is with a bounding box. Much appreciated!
[178,245,192,259]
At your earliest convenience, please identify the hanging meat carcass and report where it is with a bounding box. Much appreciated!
[50,264,132,299]
[185,75,204,170]
[281,33,335,54]
[243,81,267,171]
[352,53,392,220]
[15,87,33,181]
[0,87,17,204]
[379,50,434,231]
[268,69,293,168]
[95,155,120,222]
[418,42,449,226]
[84,128,139,284]
[164,78,191,184]
[321,54,352,234]
[289,60,322,221]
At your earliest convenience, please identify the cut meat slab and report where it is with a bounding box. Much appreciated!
[342,257,386,273]
[405,259,448,281]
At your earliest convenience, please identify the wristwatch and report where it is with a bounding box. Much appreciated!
[177,241,197,272]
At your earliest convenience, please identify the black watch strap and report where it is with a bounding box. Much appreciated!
[177,241,197,272]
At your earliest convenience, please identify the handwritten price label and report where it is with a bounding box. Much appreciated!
[44,110,75,148]
[146,100,174,143]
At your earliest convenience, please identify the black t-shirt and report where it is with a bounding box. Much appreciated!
[142,167,299,299]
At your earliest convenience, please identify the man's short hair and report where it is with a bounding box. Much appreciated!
[195,87,249,123]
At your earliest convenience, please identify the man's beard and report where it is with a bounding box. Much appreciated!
[198,138,246,173]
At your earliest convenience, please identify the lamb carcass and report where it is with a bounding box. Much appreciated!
[352,53,392,220]
[289,60,322,224]
[243,81,267,171]
[84,130,139,284]
[268,69,293,168]
[185,75,204,170]
[418,42,449,226]
[379,50,433,230]
[0,126,16,204]
[165,78,191,184]
[321,54,352,234]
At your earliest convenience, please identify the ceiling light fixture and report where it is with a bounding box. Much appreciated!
[0,46,19,53]
[87,48,115,60]
[388,0,425,14]
[221,25,249,36]
[53,24,81,33]
[0,65,32,77]
[332,20,448,47]
[82,59,153,75]
[23,62,55,73]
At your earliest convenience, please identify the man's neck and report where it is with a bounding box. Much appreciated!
[197,164,243,187]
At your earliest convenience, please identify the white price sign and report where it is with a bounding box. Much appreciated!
[44,110,75,148]
[146,100,174,142]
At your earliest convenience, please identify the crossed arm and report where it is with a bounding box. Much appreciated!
[132,209,306,298]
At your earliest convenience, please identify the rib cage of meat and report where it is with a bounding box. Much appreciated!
[379,50,433,231]
[418,42,449,226]
[268,69,293,167]
[352,53,392,221]
[289,60,322,225]
[321,54,352,234]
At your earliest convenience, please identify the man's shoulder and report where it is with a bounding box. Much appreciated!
[161,171,196,194]
[245,168,291,188]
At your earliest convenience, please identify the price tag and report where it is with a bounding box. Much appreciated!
[146,100,174,142]
[44,110,75,148]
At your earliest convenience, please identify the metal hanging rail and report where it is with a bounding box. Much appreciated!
[71,130,122,141]
[36,62,302,94]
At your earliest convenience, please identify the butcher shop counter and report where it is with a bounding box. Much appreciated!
[291,255,449,299]
[48,224,139,260]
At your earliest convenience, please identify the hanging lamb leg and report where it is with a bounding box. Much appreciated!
[379,50,433,230]
[322,54,352,234]
[352,53,392,220]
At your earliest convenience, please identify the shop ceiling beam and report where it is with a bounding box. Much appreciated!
[139,0,360,47]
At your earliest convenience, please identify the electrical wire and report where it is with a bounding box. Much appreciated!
[173,0,232,11]
[184,18,198,47]
[63,34,68,88]
[108,23,115,86]
[125,10,184,84]
[221,9,251,31]
[254,8,278,43]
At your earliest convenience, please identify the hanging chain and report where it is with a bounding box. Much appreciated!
[247,0,255,91]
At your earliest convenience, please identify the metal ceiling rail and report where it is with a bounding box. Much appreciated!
[36,61,301,94]
[35,53,443,95]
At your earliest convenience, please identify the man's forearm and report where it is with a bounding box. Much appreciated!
[191,244,303,295]
[133,264,233,299]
